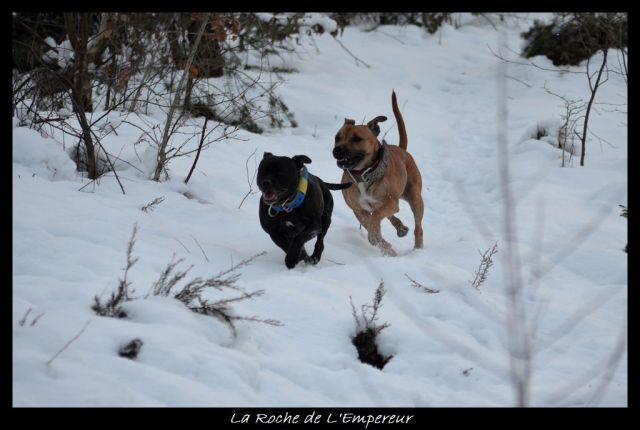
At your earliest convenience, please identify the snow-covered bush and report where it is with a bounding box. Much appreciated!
[521,13,626,66]
[520,118,564,148]
[519,117,578,165]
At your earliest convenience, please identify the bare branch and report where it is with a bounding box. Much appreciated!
[31,312,46,327]
[45,320,92,367]
[238,148,259,209]
[141,196,166,213]
[173,237,191,254]
[184,116,209,184]
[332,35,372,68]
[405,274,440,294]
[18,308,32,327]
[191,235,209,262]
[488,44,582,75]
[216,251,267,278]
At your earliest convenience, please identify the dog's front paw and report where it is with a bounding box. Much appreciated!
[307,253,320,265]
[381,247,397,257]
[379,240,397,257]
[285,253,299,269]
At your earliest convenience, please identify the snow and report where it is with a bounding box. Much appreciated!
[13,127,77,181]
[299,13,338,34]
[256,13,338,34]
[42,38,74,70]
[13,14,627,407]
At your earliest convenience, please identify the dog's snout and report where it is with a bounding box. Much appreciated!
[261,178,272,189]
[333,146,346,159]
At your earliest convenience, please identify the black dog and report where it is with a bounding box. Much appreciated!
[257,153,351,269]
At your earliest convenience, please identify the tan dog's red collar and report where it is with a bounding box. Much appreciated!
[346,140,389,184]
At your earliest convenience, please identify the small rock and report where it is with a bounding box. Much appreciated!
[118,338,143,360]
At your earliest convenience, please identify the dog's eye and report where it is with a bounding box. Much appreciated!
[351,135,362,143]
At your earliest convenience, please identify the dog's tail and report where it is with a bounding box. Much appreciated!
[325,181,352,190]
[392,90,407,150]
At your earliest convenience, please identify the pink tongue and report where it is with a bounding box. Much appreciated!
[264,192,277,200]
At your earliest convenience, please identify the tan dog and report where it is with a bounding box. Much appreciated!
[332,91,423,256]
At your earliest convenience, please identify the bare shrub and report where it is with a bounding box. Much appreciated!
[334,13,452,33]
[470,242,498,291]
[150,251,281,336]
[350,281,392,369]
[141,196,165,212]
[620,205,627,253]
[91,223,279,335]
[148,255,192,297]
[12,13,316,186]
[92,223,139,318]
[619,205,627,218]
[19,308,46,327]
[492,13,624,167]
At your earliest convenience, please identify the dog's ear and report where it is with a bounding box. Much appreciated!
[344,118,356,126]
[366,115,387,137]
[292,155,312,169]
[263,151,273,159]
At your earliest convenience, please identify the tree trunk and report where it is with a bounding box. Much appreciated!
[184,76,194,112]
[153,16,209,182]
[64,13,93,112]
[86,13,116,68]
[64,13,97,178]
[580,49,608,167]
[169,14,225,78]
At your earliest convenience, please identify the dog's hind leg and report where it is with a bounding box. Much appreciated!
[403,158,424,249]
[309,195,334,265]
[308,230,326,265]
[388,215,409,237]
[300,248,312,263]
[406,191,424,249]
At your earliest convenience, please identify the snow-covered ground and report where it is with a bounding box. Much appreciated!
[13,14,627,407]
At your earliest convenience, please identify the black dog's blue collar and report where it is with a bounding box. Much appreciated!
[267,166,310,217]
